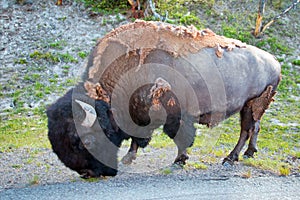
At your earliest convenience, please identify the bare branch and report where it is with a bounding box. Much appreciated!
[254,0,299,37]
[144,0,174,22]
[260,0,300,34]
[254,0,267,37]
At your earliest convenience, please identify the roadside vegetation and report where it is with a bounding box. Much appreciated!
[0,0,299,176]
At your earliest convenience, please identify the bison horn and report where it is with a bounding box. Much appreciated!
[75,99,97,127]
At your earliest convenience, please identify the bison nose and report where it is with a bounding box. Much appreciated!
[102,167,118,177]
[79,167,118,178]
[79,169,97,179]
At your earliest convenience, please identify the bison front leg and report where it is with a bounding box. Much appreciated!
[121,139,138,165]
[223,105,257,165]
[164,113,196,165]
[121,137,151,165]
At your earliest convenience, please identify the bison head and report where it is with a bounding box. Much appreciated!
[46,87,128,178]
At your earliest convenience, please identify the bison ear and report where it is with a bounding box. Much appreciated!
[75,99,97,127]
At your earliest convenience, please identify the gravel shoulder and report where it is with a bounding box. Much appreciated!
[0,0,299,195]
[1,174,300,200]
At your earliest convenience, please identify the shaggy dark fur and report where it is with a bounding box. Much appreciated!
[47,89,114,177]
[47,88,151,178]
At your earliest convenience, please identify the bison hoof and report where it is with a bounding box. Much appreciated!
[243,149,256,159]
[242,154,254,160]
[174,154,189,165]
[121,152,137,165]
[222,157,235,167]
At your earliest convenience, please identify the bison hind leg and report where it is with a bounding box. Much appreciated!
[223,85,276,166]
[243,120,260,159]
[222,105,258,166]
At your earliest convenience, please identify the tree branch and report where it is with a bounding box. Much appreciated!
[254,0,299,37]
[254,0,267,37]
[260,0,300,34]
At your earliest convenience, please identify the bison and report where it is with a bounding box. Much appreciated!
[47,20,281,177]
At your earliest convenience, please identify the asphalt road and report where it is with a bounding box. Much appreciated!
[1,175,299,200]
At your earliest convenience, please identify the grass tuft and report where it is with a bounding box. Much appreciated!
[161,167,173,175]
[185,162,208,170]
[279,165,290,176]
[241,170,252,179]
[29,175,40,186]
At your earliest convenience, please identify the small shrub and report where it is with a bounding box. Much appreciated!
[78,51,88,59]
[279,165,290,176]
[15,58,28,64]
[292,60,300,66]
[77,0,128,14]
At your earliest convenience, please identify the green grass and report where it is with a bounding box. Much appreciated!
[14,58,28,65]
[279,165,290,176]
[160,167,173,175]
[0,112,50,152]
[49,40,67,50]
[77,0,128,15]
[242,157,291,176]
[78,51,88,59]
[81,177,103,182]
[11,164,22,169]
[185,162,208,170]
[30,51,78,63]
[149,128,174,148]
[292,60,300,66]
[155,0,204,28]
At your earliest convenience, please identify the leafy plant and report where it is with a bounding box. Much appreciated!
[292,60,300,65]
[29,175,40,186]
